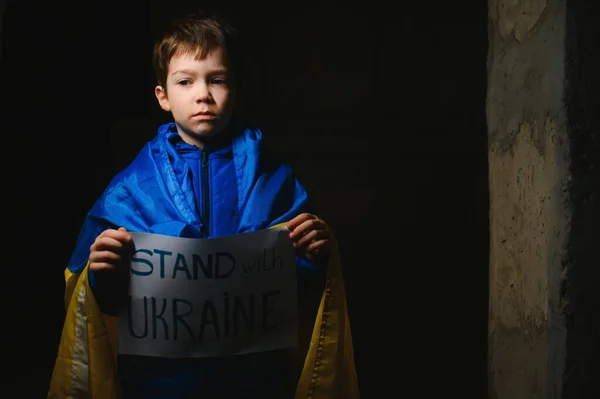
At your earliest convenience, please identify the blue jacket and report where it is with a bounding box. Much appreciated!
[67,121,323,398]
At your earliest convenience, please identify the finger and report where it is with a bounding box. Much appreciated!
[289,218,325,239]
[296,229,328,248]
[89,250,123,264]
[307,239,330,253]
[100,228,132,243]
[286,213,316,230]
[89,262,118,272]
[91,236,129,252]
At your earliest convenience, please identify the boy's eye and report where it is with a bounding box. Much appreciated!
[212,78,226,85]
[178,79,192,86]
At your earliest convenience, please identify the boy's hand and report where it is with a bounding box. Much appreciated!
[287,213,332,261]
[89,227,133,272]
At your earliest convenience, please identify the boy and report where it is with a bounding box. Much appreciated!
[49,11,358,399]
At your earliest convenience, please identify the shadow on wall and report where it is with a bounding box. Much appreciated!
[563,0,600,397]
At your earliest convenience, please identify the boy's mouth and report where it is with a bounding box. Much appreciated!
[192,111,216,120]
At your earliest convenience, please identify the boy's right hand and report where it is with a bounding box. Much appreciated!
[89,227,133,272]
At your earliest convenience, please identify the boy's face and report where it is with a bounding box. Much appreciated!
[155,48,235,147]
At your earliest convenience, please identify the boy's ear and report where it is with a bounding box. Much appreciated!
[154,85,171,112]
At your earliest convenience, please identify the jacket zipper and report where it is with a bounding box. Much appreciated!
[201,150,210,236]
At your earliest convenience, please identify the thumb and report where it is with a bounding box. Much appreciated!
[117,227,133,245]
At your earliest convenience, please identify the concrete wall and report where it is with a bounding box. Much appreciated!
[488,0,600,397]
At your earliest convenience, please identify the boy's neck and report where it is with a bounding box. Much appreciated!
[179,123,239,151]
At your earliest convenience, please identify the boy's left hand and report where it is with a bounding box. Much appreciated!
[287,213,332,261]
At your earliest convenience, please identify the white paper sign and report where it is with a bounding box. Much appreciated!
[117,226,298,358]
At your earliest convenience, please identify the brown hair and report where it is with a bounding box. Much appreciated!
[152,11,240,90]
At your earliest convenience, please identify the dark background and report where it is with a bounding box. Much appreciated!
[1,0,489,397]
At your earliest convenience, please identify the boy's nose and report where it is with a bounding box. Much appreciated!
[195,84,212,103]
